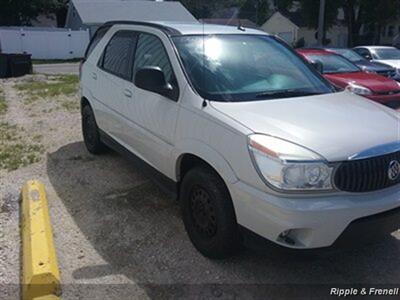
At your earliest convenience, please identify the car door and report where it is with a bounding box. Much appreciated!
[94,30,137,141]
[122,32,180,175]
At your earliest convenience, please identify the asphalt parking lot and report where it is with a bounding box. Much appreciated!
[1,72,400,300]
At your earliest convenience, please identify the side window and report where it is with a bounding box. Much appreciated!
[101,31,137,80]
[355,48,371,59]
[85,26,110,59]
[133,33,175,85]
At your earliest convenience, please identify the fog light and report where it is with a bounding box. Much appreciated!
[278,230,295,246]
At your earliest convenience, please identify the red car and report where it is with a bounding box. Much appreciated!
[297,49,400,108]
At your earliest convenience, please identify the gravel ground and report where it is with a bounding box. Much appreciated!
[0,75,400,300]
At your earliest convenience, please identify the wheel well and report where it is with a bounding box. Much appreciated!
[178,154,219,182]
[81,97,91,111]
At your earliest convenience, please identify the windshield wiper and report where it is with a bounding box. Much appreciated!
[255,89,322,99]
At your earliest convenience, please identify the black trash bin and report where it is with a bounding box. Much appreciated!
[0,54,9,78]
[8,54,32,77]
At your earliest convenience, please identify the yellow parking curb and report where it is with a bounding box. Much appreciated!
[21,180,61,300]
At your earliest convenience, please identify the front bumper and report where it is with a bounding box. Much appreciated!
[333,205,400,247]
[229,181,400,249]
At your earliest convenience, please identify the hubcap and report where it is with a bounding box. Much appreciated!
[189,186,217,237]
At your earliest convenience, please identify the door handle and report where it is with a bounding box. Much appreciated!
[124,89,133,98]
[91,72,97,80]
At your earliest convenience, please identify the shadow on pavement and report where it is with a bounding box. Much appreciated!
[47,141,400,299]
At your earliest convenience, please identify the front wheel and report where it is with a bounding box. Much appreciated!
[180,166,241,259]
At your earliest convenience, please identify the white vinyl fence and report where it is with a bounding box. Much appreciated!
[0,28,90,59]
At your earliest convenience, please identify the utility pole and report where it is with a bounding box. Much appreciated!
[317,0,326,46]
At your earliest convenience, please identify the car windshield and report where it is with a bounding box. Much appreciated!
[305,54,360,74]
[172,35,333,102]
[374,48,400,60]
[331,49,364,62]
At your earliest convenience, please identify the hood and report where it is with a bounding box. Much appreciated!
[210,92,400,162]
[324,72,400,93]
[355,60,393,72]
[374,59,400,69]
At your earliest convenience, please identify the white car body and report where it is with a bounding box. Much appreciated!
[81,22,400,250]
[354,46,400,70]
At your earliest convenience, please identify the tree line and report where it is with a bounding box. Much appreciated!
[1,0,399,46]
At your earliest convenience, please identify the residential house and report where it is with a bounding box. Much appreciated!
[65,0,198,36]
[261,11,348,47]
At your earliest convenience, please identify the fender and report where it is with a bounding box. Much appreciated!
[172,139,239,184]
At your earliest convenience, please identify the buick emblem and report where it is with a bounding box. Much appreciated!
[388,160,400,181]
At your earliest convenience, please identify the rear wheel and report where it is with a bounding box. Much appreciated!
[81,105,107,154]
[180,165,241,259]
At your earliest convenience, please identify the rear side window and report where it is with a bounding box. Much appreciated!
[133,34,174,84]
[85,26,110,59]
[101,31,137,80]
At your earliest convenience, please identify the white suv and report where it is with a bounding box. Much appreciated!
[80,21,400,258]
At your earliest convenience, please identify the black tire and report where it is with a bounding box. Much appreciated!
[180,165,241,259]
[81,105,107,154]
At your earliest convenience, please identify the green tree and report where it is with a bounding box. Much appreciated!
[179,0,246,19]
[337,0,400,46]
[0,0,69,27]
[0,0,45,26]
[237,0,271,25]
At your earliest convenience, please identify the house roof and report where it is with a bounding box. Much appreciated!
[200,18,258,29]
[71,0,198,25]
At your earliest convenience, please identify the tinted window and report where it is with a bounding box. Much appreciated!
[133,34,174,84]
[354,48,371,59]
[173,35,333,102]
[305,54,360,74]
[374,48,400,60]
[102,31,137,79]
[85,26,110,59]
[330,49,364,62]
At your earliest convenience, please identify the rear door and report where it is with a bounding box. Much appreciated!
[94,30,137,140]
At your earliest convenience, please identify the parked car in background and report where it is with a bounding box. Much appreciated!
[325,48,399,80]
[81,22,400,259]
[297,49,400,108]
[353,46,400,74]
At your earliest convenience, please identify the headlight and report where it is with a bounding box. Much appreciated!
[248,134,335,191]
[345,82,372,95]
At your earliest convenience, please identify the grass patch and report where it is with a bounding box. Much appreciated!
[0,122,44,171]
[60,100,80,112]
[15,74,79,102]
[0,88,7,115]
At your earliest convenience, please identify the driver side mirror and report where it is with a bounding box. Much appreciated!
[365,54,372,60]
[361,53,372,60]
[311,60,324,73]
[135,66,178,101]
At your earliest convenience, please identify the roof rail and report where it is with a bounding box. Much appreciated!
[102,20,181,36]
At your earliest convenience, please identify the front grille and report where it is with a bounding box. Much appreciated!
[375,89,400,96]
[334,151,400,192]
